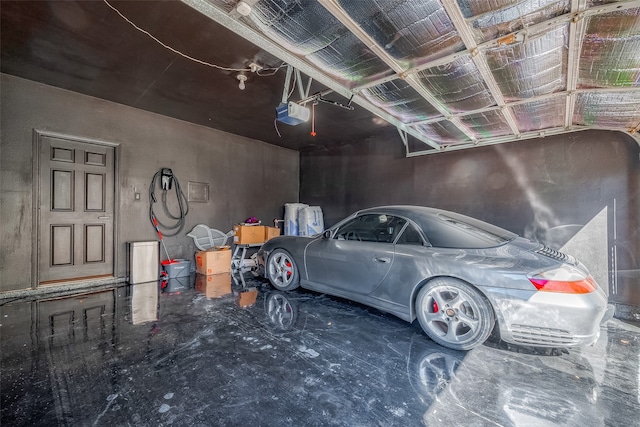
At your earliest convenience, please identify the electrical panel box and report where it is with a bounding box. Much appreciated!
[276,102,310,125]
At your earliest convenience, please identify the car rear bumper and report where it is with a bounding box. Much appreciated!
[488,287,613,348]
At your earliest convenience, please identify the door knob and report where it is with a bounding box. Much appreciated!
[374,257,391,263]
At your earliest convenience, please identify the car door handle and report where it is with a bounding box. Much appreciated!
[373,257,391,263]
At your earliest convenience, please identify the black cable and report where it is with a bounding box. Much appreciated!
[148,169,189,237]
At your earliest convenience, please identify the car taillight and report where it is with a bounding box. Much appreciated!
[528,264,597,294]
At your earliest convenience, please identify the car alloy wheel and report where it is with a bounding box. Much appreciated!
[267,249,300,291]
[416,278,494,351]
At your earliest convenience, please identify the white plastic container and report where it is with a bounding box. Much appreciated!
[284,203,309,236]
[298,206,324,236]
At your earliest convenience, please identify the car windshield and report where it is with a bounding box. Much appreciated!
[419,212,516,249]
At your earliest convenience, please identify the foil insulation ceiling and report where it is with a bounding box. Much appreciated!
[186,0,640,155]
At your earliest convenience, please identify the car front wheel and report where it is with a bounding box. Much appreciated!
[267,249,300,291]
[415,278,494,351]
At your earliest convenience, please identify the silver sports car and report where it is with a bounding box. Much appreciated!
[256,206,615,350]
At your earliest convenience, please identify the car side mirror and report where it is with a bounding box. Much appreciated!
[323,230,332,239]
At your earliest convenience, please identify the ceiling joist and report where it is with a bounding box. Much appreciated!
[565,0,588,129]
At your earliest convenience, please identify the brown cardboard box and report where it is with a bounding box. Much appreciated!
[236,287,258,307]
[195,273,231,298]
[264,226,281,241]
[195,247,232,275]
[233,224,265,245]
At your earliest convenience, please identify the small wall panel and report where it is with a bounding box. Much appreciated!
[188,181,210,202]
[52,170,74,211]
[85,151,106,166]
[85,224,105,263]
[51,225,73,266]
[85,173,105,211]
[51,147,74,162]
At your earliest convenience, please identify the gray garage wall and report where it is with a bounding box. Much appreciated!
[0,74,299,292]
[300,128,640,309]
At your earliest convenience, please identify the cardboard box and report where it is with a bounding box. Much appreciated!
[195,247,232,275]
[236,287,258,307]
[233,224,265,245]
[264,226,281,241]
[195,273,231,299]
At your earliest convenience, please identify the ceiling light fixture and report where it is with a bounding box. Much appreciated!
[237,74,247,90]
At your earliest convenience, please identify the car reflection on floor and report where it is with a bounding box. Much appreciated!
[0,272,638,426]
[261,288,612,426]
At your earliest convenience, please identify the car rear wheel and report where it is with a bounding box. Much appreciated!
[267,249,300,291]
[416,278,494,351]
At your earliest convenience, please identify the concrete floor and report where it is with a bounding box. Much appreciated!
[1,272,639,426]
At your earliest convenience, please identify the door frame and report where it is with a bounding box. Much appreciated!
[32,130,121,288]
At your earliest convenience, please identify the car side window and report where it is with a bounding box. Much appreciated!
[396,223,425,246]
[335,214,406,243]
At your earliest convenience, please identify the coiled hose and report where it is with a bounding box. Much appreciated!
[148,169,189,237]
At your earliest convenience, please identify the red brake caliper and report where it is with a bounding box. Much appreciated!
[433,300,439,313]
[285,260,291,278]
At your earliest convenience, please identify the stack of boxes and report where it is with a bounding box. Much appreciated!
[195,247,232,298]
[194,223,281,300]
